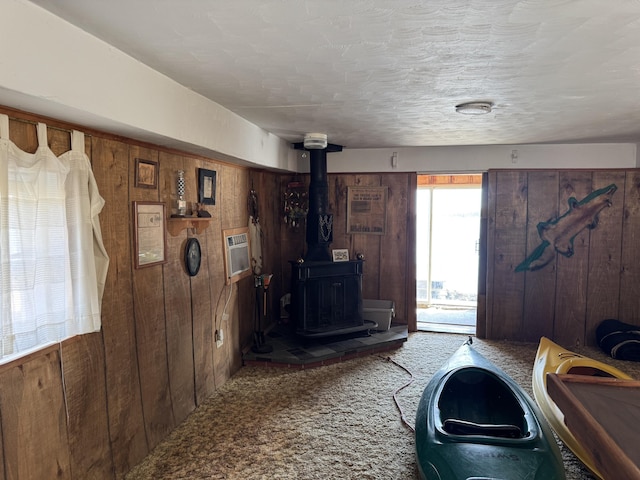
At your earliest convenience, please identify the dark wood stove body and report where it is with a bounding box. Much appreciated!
[290,260,369,337]
[290,141,372,338]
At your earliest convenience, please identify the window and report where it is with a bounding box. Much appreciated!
[0,119,108,362]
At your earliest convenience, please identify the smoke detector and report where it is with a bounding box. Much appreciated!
[303,133,328,149]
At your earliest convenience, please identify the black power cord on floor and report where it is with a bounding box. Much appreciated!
[379,355,416,433]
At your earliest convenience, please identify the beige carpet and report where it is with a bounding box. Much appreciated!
[125,331,640,479]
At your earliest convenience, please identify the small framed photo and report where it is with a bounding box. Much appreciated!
[134,158,158,189]
[198,168,216,205]
[332,249,349,262]
[133,201,167,269]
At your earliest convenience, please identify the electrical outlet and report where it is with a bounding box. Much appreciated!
[216,329,224,348]
[222,313,229,321]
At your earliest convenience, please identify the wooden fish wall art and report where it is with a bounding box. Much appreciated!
[515,183,617,272]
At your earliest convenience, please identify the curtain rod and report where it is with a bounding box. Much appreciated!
[7,115,92,137]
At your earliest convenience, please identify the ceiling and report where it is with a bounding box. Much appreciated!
[27,0,640,149]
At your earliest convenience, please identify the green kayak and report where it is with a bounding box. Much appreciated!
[415,339,565,480]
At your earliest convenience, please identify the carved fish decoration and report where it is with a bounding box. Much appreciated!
[515,183,617,272]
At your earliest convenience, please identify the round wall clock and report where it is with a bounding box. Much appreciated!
[184,238,201,276]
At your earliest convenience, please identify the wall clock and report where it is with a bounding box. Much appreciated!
[184,238,201,276]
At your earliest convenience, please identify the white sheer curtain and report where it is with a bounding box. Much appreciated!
[60,129,109,335]
[0,117,108,361]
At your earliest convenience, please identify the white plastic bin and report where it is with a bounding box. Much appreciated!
[363,299,395,331]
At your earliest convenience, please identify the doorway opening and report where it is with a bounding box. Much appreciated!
[416,174,482,334]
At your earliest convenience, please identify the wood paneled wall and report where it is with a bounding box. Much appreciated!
[0,108,281,479]
[483,169,640,347]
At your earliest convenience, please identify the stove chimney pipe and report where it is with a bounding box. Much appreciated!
[292,137,342,261]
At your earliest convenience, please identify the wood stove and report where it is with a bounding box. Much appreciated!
[290,259,365,337]
[290,140,373,337]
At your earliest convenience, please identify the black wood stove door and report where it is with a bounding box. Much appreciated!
[290,260,364,336]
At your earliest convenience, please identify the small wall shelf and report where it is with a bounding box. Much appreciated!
[167,217,211,236]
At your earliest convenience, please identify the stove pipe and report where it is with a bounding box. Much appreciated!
[293,141,343,261]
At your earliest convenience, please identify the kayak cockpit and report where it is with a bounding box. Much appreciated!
[435,367,531,440]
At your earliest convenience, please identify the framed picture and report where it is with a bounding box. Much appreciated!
[198,168,216,205]
[346,186,388,235]
[133,201,167,269]
[332,249,349,262]
[134,158,158,189]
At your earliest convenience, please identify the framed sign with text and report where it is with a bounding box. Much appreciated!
[133,201,167,268]
[346,186,388,235]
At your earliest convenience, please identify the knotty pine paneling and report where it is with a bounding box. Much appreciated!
[476,173,489,338]
[47,126,72,156]
[522,170,559,341]
[191,158,218,400]
[405,174,418,332]
[487,171,528,340]
[584,171,625,342]
[0,348,70,480]
[61,333,113,479]
[159,152,196,424]
[7,120,38,153]
[484,171,498,338]
[246,170,285,328]
[379,174,411,323]
[619,171,640,322]
[92,135,148,478]
[485,169,639,347]
[129,145,175,450]
[554,171,592,346]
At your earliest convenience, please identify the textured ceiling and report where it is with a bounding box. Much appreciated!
[27,0,640,149]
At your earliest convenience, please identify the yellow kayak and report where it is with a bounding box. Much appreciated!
[532,336,633,479]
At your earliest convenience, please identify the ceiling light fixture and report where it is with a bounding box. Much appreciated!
[303,133,328,149]
[455,102,493,115]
